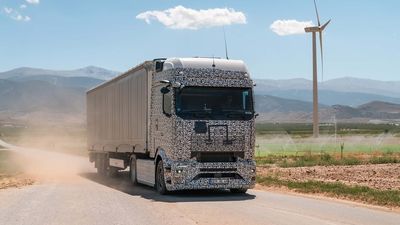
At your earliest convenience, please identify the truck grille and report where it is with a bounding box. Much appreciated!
[190,135,245,152]
[192,173,243,180]
[191,151,244,163]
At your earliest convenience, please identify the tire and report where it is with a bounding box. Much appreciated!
[97,166,106,175]
[96,154,107,176]
[130,155,138,185]
[156,160,168,195]
[230,188,248,194]
[107,167,119,177]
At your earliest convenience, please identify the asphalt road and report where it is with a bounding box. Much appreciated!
[0,140,399,225]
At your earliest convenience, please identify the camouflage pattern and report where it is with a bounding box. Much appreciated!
[149,67,256,191]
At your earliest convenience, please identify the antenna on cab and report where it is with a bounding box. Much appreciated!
[223,26,229,60]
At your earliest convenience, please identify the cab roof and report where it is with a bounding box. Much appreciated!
[162,57,248,73]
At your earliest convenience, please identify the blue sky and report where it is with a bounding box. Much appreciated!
[1,0,400,81]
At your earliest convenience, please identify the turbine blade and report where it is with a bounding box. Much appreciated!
[313,0,321,26]
[321,19,331,30]
[319,31,324,82]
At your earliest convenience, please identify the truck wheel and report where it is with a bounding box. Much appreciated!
[230,188,248,194]
[156,160,168,195]
[97,166,106,176]
[96,154,107,176]
[107,167,118,177]
[130,155,138,185]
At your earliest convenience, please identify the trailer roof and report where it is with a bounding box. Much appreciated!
[87,61,152,94]
[87,57,248,94]
[163,58,248,73]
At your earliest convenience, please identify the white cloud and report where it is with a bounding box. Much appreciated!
[23,15,31,21]
[26,0,40,4]
[4,7,13,14]
[20,4,27,9]
[3,7,31,22]
[270,19,314,36]
[136,5,246,30]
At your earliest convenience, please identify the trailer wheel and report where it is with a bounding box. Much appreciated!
[130,155,137,185]
[156,160,168,195]
[97,166,106,176]
[230,188,248,194]
[107,167,119,177]
[96,154,107,176]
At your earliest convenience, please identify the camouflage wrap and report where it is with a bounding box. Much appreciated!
[150,68,256,191]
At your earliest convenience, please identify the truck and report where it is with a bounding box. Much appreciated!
[87,57,256,194]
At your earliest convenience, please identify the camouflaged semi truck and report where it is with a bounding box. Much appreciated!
[87,57,256,194]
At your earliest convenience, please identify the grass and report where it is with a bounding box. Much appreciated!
[256,123,400,137]
[254,122,400,166]
[257,176,400,207]
[255,142,400,156]
[255,151,400,167]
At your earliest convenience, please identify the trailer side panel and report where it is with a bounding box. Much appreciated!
[87,66,150,153]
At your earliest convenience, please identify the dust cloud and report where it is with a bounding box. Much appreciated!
[0,120,93,181]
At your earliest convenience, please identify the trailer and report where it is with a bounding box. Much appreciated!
[87,57,256,194]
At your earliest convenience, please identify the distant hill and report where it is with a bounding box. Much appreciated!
[0,66,116,124]
[1,66,399,124]
[0,79,85,124]
[0,66,119,81]
[255,89,400,106]
[358,101,400,113]
[255,95,328,113]
[255,77,400,106]
[255,77,400,98]
[5,75,104,89]
[256,97,400,123]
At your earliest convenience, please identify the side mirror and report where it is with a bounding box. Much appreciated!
[160,87,170,94]
[254,113,259,118]
[161,87,172,117]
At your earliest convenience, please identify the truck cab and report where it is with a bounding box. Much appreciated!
[149,58,256,193]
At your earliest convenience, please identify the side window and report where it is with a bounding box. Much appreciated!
[161,87,172,116]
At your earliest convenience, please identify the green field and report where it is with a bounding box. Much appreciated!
[255,140,400,157]
[256,123,400,137]
[255,123,400,156]
[255,123,400,166]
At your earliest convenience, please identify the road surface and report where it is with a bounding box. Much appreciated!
[0,140,399,225]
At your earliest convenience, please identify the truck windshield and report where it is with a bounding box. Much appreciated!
[175,87,254,120]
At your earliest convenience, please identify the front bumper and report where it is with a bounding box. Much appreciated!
[165,159,256,191]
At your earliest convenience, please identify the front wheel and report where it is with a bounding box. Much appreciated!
[156,160,168,195]
[230,188,248,194]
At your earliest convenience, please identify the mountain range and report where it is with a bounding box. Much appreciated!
[0,66,118,81]
[0,66,399,124]
[254,78,400,106]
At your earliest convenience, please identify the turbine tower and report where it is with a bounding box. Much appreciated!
[304,0,331,138]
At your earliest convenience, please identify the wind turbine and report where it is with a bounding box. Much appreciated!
[304,0,331,138]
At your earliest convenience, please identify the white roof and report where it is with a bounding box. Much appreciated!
[163,57,248,72]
